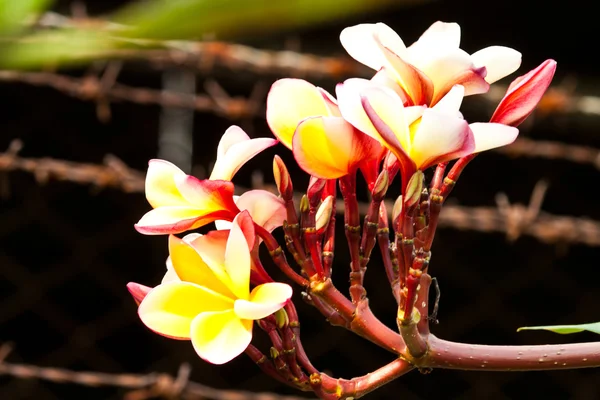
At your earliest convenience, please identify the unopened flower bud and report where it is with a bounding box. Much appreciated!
[404,170,424,209]
[315,195,334,233]
[392,195,403,223]
[307,177,327,207]
[274,308,289,329]
[300,194,310,213]
[273,155,293,200]
[372,170,389,201]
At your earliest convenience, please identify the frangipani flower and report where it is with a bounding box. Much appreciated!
[266,78,382,180]
[338,81,518,178]
[340,21,522,105]
[135,126,280,235]
[136,212,293,365]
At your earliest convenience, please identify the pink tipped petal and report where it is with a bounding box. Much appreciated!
[491,59,557,127]
[127,282,152,305]
[224,212,253,299]
[234,282,292,320]
[138,282,233,340]
[236,190,286,232]
[210,137,277,181]
[135,206,233,235]
[413,21,461,50]
[377,37,434,105]
[370,69,411,104]
[190,310,252,365]
[145,159,189,208]
[410,109,474,169]
[293,116,372,179]
[433,84,465,115]
[266,79,333,149]
[174,176,237,212]
[339,23,407,71]
[168,235,235,297]
[361,87,410,151]
[471,46,522,84]
[469,122,519,153]
[318,87,342,116]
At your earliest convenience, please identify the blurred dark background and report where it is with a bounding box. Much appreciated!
[1,0,600,399]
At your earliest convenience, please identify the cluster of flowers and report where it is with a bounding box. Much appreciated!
[127,22,556,365]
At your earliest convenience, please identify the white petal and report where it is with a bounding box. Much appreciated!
[470,122,519,153]
[433,84,465,115]
[471,46,522,84]
[410,21,461,52]
[340,23,407,70]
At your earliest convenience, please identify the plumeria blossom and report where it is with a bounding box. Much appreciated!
[135,126,281,235]
[134,212,293,365]
[340,21,522,105]
[266,78,383,183]
[337,80,518,182]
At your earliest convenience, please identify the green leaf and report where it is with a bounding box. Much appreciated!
[0,0,53,35]
[114,0,405,40]
[517,322,600,335]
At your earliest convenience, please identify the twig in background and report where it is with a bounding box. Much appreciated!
[0,343,312,400]
[2,141,600,247]
[0,69,261,121]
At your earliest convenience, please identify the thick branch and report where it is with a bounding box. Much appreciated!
[423,335,600,371]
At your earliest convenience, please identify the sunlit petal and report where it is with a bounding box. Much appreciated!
[410,109,474,169]
[234,282,292,320]
[293,116,372,179]
[360,86,410,151]
[211,128,277,181]
[340,23,407,70]
[471,46,521,84]
[174,175,238,212]
[469,122,519,153]
[336,78,381,139]
[138,282,233,340]
[169,235,235,297]
[236,190,286,232]
[135,206,233,235]
[266,78,333,149]
[433,84,465,115]
[411,21,461,51]
[145,159,189,208]
[190,310,253,364]
[127,282,152,305]
[224,212,253,299]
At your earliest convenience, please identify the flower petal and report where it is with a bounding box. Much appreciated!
[190,310,253,364]
[224,212,254,299]
[138,282,233,340]
[469,122,519,153]
[336,78,381,139]
[377,36,434,105]
[433,84,465,115]
[471,46,522,84]
[490,59,557,127]
[236,190,286,232]
[174,176,238,213]
[411,21,461,51]
[127,282,152,305]
[266,79,334,149]
[234,282,292,320]
[410,109,474,169]
[135,206,233,235]
[293,116,373,179]
[210,127,277,181]
[169,235,236,298]
[339,23,407,71]
[145,159,189,208]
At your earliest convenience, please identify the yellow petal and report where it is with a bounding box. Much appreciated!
[234,282,292,320]
[145,159,189,208]
[190,310,253,364]
[223,212,253,299]
[266,78,333,149]
[169,235,236,298]
[134,206,206,235]
[138,282,233,340]
[293,116,373,179]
